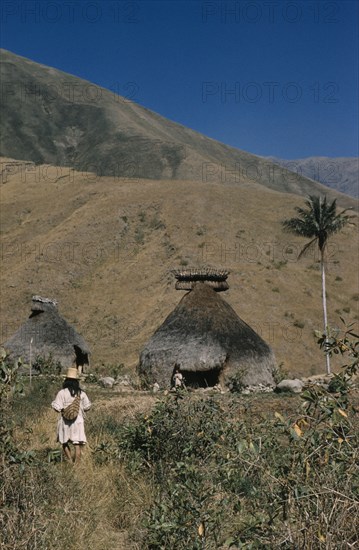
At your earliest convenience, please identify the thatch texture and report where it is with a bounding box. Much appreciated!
[3,296,90,371]
[138,282,276,388]
[175,280,229,291]
[172,268,229,292]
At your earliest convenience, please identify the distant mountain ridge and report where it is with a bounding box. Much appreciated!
[266,157,359,198]
[0,48,354,207]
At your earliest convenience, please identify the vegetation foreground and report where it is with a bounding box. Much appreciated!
[1,332,358,550]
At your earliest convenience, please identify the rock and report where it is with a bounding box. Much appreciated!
[276,379,304,393]
[116,374,132,386]
[99,376,116,388]
[302,374,333,388]
[152,383,160,393]
[244,383,274,393]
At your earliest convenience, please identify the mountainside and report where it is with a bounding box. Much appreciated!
[1,159,358,378]
[0,48,354,205]
[267,156,359,198]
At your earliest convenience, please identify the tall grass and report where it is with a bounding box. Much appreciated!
[0,365,153,550]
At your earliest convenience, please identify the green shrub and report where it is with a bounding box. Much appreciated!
[227,367,248,393]
[272,361,288,384]
[33,353,62,375]
[134,227,144,244]
[109,327,359,549]
[13,376,59,424]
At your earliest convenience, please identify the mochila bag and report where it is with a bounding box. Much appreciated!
[62,394,81,421]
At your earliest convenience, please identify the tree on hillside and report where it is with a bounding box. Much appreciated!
[282,195,352,375]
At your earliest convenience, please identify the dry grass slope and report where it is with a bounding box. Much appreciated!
[1,159,358,378]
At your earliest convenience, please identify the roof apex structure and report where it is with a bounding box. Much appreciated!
[172,267,230,291]
[32,295,58,306]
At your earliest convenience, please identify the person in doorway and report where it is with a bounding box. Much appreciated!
[51,367,91,463]
[172,364,185,390]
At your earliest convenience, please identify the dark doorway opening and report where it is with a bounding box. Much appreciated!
[182,368,220,389]
[74,345,89,369]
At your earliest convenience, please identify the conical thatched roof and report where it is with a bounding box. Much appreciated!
[3,296,90,371]
[138,282,276,389]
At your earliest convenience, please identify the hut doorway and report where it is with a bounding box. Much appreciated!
[74,345,89,368]
[182,368,221,389]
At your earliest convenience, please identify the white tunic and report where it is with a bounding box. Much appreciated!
[174,372,184,387]
[51,388,91,444]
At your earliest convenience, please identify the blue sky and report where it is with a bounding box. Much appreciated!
[1,0,358,158]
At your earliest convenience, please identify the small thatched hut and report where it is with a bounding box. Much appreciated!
[3,296,90,371]
[138,269,276,389]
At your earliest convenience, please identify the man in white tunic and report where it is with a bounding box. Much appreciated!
[172,364,185,390]
[51,367,91,463]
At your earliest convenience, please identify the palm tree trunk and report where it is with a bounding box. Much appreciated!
[321,251,331,375]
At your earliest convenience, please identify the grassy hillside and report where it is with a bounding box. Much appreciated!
[0,48,355,204]
[1,159,358,377]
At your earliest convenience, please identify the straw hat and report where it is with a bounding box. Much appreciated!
[64,367,79,379]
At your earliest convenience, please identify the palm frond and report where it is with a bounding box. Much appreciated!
[282,218,316,238]
[298,237,318,259]
[282,194,353,256]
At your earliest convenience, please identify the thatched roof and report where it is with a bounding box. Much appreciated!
[3,296,90,370]
[138,282,276,388]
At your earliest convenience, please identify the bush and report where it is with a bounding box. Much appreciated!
[272,361,288,384]
[108,328,359,549]
[12,376,59,425]
[33,353,62,375]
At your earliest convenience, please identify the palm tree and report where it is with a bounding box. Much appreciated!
[282,195,352,375]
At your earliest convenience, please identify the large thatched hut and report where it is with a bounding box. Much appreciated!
[3,296,90,371]
[138,269,276,389]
